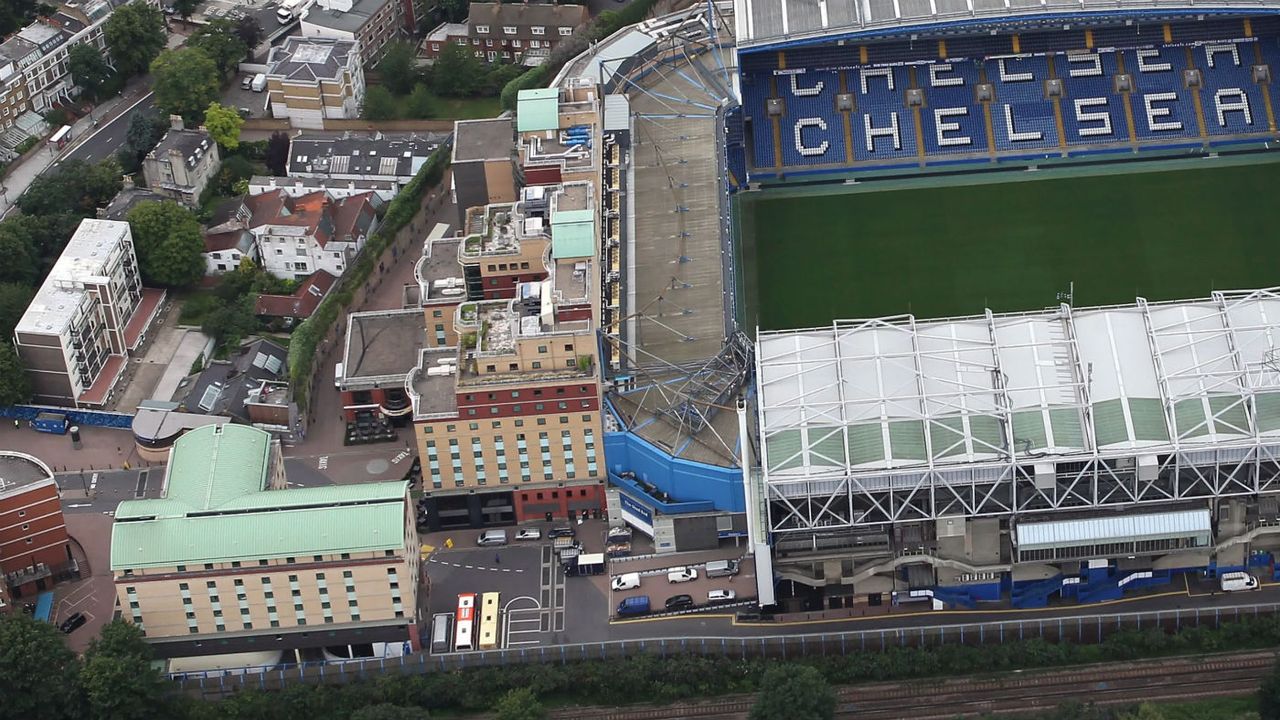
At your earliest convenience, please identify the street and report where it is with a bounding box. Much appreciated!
[62,93,156,165]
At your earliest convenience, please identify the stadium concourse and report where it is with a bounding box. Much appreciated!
[735,17,1280,178]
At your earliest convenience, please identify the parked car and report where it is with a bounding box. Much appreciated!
[515,528,542,541]
[708,589,737,602]
[664,594,694,611]
[548,526,576,539]
[1220,571,1259,592]
[476,529,508,546]
[611,572,641,591]
[241,75,253,90]
[666,567,698,583]
[59,612,86,634]
[706,559,740,578]
[616,595,650,616]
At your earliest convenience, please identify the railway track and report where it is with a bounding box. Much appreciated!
[550,651,1276,720]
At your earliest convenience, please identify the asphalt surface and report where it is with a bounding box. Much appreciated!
[62,93,157,166]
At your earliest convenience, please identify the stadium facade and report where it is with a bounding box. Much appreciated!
[556,0,1280,611]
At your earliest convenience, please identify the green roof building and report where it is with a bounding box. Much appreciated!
[110,424,420,659]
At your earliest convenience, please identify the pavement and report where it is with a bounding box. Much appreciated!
[53,513,118,653]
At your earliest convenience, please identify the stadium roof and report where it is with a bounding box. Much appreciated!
[756,289,1280,479]
[1015,508,1211,551]
[733,0,1280,50]
[110,425,408,569]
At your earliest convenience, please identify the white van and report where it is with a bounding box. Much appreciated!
[1219,571,1259,592]
[477,529,508,546]
[611,572,641,591]
[705,559,739,578]
[334,362,344,389]
[667,567,697,583]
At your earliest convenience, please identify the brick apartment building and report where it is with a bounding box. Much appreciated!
[420,2,588,65]
[300,0,403,66]
[110,424,420,659]
[0,452,72,603]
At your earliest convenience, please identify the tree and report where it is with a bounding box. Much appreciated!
[0,214,81,284]
[437,0,467,21]
[1115,703,1167,720]
[0,283,35,340]
[202,296,259,354]
[493,688,546,720]
[235,15,263,49]
[81,622,170,720]
[204,103,244,150]
[103,1,165,78]
[350,706,432,720]
[405,84,436,119]
[125,201,206,288]
[429,42,482,97]
[377,42,419,96]
[68,44,113,101]
[362,85,398,121]
[748,666,835,720]
[171,0,199,20]
[151,48,221,125]
[265,131,290,175]
[18,159,122,218]
[1261,656,1280,720]
[117,109,169,174]
[0,596,74,720]
[190,18,249,76]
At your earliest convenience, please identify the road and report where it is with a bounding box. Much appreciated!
[62,93,156,165]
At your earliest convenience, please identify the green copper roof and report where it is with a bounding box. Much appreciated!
[110,425,407,570]
[516,88,559,132]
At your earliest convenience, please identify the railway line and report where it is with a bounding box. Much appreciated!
[549,650,1276,720]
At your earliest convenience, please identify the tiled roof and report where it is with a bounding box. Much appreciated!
[255,270,337,319]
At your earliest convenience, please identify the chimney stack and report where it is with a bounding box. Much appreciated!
[169,114,184,131]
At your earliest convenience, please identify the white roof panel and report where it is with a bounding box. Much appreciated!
[1016,508,1211,551]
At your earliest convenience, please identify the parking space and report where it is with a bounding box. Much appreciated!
[607,549,756,621]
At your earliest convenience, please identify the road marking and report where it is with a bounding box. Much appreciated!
[391,449,411,464]
[318,455,328,470]
[89,473,98,493]
[67,503,90,508]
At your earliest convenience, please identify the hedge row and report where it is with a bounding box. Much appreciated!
[499,0,664,111]
[286,148,449,412]
[200,613,1280,718]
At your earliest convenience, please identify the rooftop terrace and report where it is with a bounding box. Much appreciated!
[409,347,459,419]
[460,202,550,260]
[414,237,466,304]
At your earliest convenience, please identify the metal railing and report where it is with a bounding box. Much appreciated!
[170,601,1280,696]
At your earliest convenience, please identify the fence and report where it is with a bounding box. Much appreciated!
[170,601,1280,696]
[0,404,133,429]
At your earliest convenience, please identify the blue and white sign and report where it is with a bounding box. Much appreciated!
[619,492,655,538]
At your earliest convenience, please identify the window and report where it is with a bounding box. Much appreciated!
[476,24,489,33]
[566,359,576,368]
[559,26,573,35]
[503,25,516,34]
[532,25,544,34]
[537,345,547,354]
[532,362,542,369]
[564,344,574,352]
[512,39,521,48]
[509,363,519,371]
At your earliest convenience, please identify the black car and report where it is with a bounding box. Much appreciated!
[664,594,694,611]
[548,526,576,539]
[59,612,87,634]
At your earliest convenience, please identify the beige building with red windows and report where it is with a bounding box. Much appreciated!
[109,424,419,659]
[13,219,164,408]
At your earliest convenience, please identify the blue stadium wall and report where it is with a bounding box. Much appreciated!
[603,421,745,514]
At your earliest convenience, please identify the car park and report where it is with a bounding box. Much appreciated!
[548,526,576,539]
[664,594,694,611]
[666,567,697,583]
[59,612,86,634]
[708,589,736,602]
[611,572,641,591]
[515,528,542,541]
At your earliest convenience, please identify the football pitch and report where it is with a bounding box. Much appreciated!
[739,155,1280,331]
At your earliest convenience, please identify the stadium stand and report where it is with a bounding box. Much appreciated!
[739,19,1280,178]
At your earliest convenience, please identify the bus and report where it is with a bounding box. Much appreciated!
[478,592,501,650]
[454,593,476,651]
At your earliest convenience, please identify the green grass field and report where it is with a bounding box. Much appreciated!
[739,156,1280,331]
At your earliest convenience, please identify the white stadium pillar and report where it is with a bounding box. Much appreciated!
[935,107,972,147]
[1143,93,1183,132]
[1003,104,1042,142]
[1073,97,1114,137]
[864,112,902,152]
[794,118,831,156]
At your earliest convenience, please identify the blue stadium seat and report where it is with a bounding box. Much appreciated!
[1123,47,1200,142]
[1058,50,1128,145]
[740,73,778,168]
[986,55,1060,150]
[778,70,848,167]
[918,61,989,155]
[1195,40,1268,135]
[850,65,917,161]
